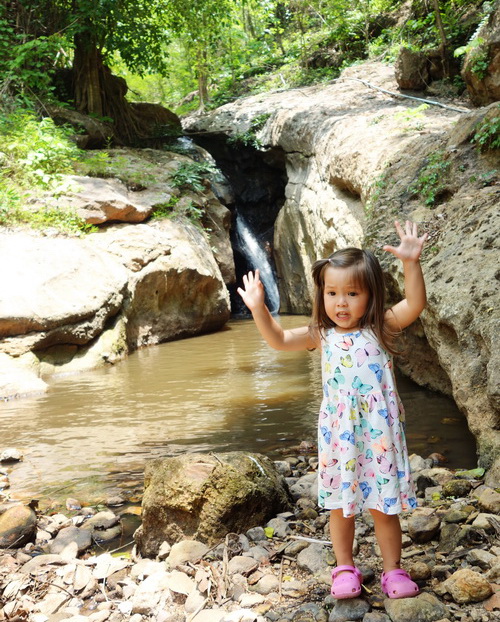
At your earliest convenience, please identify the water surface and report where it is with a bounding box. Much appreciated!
[1,316,477,505]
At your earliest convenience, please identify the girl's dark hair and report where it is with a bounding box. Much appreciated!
[310,248,399,354]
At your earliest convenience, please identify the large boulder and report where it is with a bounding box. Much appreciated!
[0,232,128,356]
[47,176,153,225]
[91,219,230,348]
[462,2,500,105]
[135,452,292,557]
[395,47,430,90]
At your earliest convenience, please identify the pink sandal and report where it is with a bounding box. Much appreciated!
[331,565,363,599]
[381,569,419,599]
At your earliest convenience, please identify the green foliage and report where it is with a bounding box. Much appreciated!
[0,111,79,187]
[170,161,216,192]
[75,151,158,189]
[151,196,180,219]
[410,150,451,207]
[227,113,271,148]
[0,108,93,233]
[455,38,490,79]
[152,195,204,223]
[471,108,500,151]
[394,104,429,132]
[0,199,96,234]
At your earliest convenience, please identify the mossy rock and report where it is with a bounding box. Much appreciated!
[135,451,292,557]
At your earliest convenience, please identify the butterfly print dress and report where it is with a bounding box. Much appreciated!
[318,328,417,517]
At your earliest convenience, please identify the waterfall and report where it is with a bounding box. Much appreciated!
[235,214,280,315]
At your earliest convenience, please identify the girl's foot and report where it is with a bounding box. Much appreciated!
[331,565,363,599]
[381,569,419,598]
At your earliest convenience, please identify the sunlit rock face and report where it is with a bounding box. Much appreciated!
[0,192,231,398]
[462,5,500,105]
[184,62,500,472]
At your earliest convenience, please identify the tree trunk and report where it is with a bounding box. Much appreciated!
[431,0,450,78]
[196,48,209,111]
[73,34,104,116]
[72,33,148,144]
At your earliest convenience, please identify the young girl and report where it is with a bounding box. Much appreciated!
[238,221,428,600]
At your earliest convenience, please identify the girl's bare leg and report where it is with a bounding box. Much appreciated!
[330,509,355,568]
[369,509,402,572]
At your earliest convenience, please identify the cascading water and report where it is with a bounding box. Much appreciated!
[234,213,280,315]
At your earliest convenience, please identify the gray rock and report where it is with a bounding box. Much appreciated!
[296,543,333,575]
[383,592,448,622]
[466,548,497,569]
[362,614,390,622]
[247,545,272,564]
[274,461,293,477]
[266,517,291,538]
[328,597,370,622]
[227,555,259,576]
[248,573,280,595]
[409,561,432,581]
[284,540,310,556]
[476,487,500,514]
[408,509,441,543]
[0,233,128,353]
[292,603,326,622]
[48,525,92,554]
[409,454,432,472]
[437,523,469,554]
[289,473,317,501]
[246,526,267,542]
[471,512,498,531]
[442,508,471,523]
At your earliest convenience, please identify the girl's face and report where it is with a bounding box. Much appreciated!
[323,265,370,333]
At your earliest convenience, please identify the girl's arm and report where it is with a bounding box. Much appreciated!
[383,220,428,331]
[237,270,318,351]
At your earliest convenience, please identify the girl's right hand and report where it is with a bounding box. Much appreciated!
[237,270,266,312]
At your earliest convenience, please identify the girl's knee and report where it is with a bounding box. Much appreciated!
[369,509,400,524]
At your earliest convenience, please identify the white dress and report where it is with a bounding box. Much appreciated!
[318,327,417,517]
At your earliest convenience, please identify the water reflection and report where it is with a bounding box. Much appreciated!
[1,317,477,502]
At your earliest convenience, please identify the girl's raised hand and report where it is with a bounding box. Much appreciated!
[383,220,428,262]
[237,270,266,312]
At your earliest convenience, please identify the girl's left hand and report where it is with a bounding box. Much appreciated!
[383,220,428,262]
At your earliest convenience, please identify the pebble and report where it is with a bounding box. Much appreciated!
[228,555,260,575]
[437,568,494,604]
[0,448,23,463]
[384,593,448,622]
[328,597,370,621]
[166,540,209,568]
[0,504,37,548]
[48,526,92,554]
[266,517,291,538]
[296,543,332,575]
[1,452,499,622]
[476,487,500,514]
[246,526,267,542]
[407,508,441,543]
[248,573,280,595]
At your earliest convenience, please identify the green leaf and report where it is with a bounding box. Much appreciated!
[264,527,274,538]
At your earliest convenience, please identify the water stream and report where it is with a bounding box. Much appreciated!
[1,317,477,508]
[234,214,280,314]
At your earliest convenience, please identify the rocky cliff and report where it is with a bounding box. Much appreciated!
[0,148,233,400]
[184,63,499,478]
